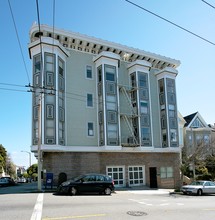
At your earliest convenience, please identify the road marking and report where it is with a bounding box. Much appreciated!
[42,213,106,220]
[31,193,44,220]
[129,198,184,207]
[176,203,184,206]
[159,203,169,206]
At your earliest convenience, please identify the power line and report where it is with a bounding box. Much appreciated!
[0,87,28,93]
[125,0,215,46]
[0,82,26,88]
[7,0,31,83]
[202,0,215,9]
[0,81,99,105]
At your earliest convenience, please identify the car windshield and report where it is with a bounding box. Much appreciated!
[190,181,204,186]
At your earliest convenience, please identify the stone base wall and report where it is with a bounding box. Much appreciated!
[42,151,181,189]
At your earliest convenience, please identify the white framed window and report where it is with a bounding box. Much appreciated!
[46,54,54,72]
[141,127,150,141]
[106,166,125,187]
[34,55,41,73]
[107,124,117,138]
[128,166,145,186]
[170,129,177,142]
[59,59,64,76]
[87,93,93,107]
[160,167,173,178]
[87,122,94,136]
[140,101,148,114]
[86,65,92,79]
[191,118,204,128]
[106,95,117,110]
[138,74,147,87]
[106,72,115,81]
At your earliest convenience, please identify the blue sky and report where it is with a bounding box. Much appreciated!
[0,0,215,168]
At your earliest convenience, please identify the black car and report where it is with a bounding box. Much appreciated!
[0,177,16,186]
[57,173,115,195]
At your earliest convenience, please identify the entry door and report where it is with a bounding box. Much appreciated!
[149,167,157,188]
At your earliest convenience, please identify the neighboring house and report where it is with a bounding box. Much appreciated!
[28,23,182,188]
[183,112,213,158]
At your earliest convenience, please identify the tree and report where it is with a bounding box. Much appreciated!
[205,155,215,180]
[6,154,16,178]
[182,134,215,180]
[27,163,38,180]
[0,144,7,174]
[0,144,16,178]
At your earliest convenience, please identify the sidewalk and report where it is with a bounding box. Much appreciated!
[0,181,176,195]
[26,182,176,195]
[115,185,175,195]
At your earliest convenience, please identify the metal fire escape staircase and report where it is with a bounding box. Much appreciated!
[119,85,139,147]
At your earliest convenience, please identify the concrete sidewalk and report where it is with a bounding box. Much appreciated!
[115,186,175,195]
[0,181,176,195]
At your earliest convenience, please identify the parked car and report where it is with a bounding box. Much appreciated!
[0,177,16,186]
[17,177,27,183]
[57,173,115,195]
[181,180,215,196]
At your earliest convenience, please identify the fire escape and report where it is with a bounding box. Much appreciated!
[119,80,140,147]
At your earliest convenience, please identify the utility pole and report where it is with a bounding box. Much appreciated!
[37,92,42,191]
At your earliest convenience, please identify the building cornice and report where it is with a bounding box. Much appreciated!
[29,23,180,69]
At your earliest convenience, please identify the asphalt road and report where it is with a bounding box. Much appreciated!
[1,182,215,220]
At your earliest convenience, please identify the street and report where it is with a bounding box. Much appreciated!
[1,183,215,220]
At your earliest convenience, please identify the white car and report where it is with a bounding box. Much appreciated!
[181,180,215,196]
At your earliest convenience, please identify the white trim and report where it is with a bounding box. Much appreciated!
[31,144,181,153]
[187,112,209,129]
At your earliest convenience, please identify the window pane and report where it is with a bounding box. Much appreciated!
[87,94,93,107]
[88,122,94,136]
[140,101,148,114]
[106,72,115,81]
[86,65,92,78]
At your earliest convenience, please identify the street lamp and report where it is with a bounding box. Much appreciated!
[21,151,31,168]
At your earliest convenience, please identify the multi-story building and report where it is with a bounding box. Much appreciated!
[183,112,213,158]
[28,23,181,188]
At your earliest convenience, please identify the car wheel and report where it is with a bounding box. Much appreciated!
[70,187,77,195]
[197,189,203,196]
[104,187,111,195]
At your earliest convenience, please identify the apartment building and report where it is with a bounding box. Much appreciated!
[28,23,181,188]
